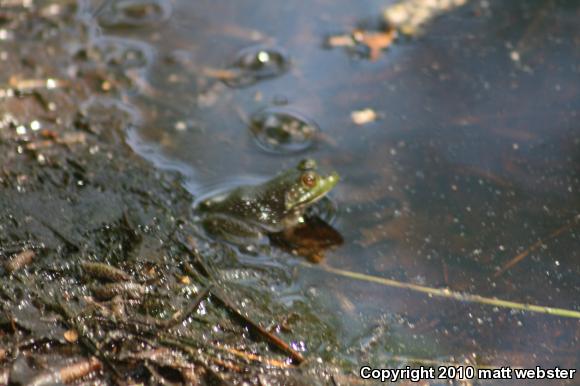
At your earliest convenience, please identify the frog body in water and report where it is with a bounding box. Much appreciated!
[197,159,339,245]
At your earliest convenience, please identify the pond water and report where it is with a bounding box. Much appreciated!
[93,0,579,374]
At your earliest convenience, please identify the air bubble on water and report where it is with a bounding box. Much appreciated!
[223,45,290,88]
[97,0,172,29]
[249,107,319,154]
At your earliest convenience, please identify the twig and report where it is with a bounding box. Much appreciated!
[8,77,68,91]
[163,285,211,329]
[210,289,305,364]
[126,286,211,331]
[301,262,580,319]
[179,235,214,280]
[31,90,53,112]
[217,346,292,368]
[182,261,207,284]
[494,217,579,277]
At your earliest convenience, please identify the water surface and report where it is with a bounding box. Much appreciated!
[98,0,579,372]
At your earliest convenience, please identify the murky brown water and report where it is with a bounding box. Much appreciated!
[91,0,578,374]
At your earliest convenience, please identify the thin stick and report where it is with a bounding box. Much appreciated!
[302,263,580,319]
[179,236,214,280]
[163,285,211,328]
[494,217,579,277]
[109,286,210,332]
[210,289,305,364]
[217,346,292,368]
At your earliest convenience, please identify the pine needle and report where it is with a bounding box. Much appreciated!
[301,263,580,319]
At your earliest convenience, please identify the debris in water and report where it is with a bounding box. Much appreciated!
[384,0,468,36]
[351,108,378,125]
[7,76,67,92]
[326,28,397,60]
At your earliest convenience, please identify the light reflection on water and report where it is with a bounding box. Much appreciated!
[100,0,579,369]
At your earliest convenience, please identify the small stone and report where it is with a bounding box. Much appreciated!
[64,329,79,343]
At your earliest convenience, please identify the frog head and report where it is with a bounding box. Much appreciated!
[282,159,339,213]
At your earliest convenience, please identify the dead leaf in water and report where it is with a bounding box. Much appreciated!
[352,28,397,61]
[351,108,378,125]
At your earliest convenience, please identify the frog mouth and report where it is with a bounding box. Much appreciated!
[293,172,339,209]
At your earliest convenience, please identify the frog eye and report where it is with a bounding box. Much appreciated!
[301,171,318,188]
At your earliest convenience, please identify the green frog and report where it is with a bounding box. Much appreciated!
[197,159,339,245]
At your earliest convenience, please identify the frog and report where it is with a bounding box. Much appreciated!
[196,159,339,246]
